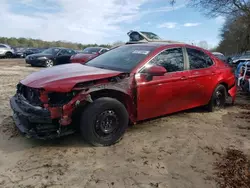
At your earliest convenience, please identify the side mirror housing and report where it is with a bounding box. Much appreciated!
[145,65,167,76]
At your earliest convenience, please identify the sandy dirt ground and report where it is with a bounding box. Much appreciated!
[0,59,249,188]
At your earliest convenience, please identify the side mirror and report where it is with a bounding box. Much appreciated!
[145,65,167,76]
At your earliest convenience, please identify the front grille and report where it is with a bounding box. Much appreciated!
[17,83,42,106]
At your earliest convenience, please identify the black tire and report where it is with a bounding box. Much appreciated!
[80,97,129,146]
[5,52,13,59]
[207,84,227,112]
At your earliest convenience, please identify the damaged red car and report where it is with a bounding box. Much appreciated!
[70,47,109,64]
[10,43,237,146]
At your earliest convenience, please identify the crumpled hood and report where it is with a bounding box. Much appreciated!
[21,64,123,92]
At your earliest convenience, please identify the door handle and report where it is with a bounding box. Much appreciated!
[211,71,216,75]
[180,76,187,80]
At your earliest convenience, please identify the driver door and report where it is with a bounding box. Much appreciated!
[135,47,192,121]
[55,49,74,65]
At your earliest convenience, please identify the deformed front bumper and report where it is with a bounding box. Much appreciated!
[10,95,74,139]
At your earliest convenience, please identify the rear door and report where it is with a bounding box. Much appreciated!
[136,47,194,121]
[186,47,218,106]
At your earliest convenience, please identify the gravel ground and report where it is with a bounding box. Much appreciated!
[0,59,249,188]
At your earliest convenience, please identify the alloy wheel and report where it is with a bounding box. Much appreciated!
[46,60,53,67]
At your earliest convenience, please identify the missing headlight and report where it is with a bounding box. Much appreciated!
[48,92,78,106]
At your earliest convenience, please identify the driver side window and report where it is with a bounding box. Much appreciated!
[148,48,184,73]
[59,49,68,55]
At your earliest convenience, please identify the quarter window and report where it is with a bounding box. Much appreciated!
[147,48,184,73]
[187,48,213,69]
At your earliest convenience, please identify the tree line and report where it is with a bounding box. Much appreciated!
[171,0,250,56]
[0,37,111,50]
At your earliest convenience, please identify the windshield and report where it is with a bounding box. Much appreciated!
[141,32,161,40]
[85,45,157,72]
[82,47,101,54]
[41,48,60,55]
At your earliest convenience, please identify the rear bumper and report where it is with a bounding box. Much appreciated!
[228,84,237,103]
[10,95,74,139]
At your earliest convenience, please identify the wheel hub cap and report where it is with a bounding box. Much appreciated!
[95,110,119,137]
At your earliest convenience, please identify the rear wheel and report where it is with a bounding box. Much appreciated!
[45,59,54,67]
[207,84,227,112]
[5,52,13,59]
[80,97,129,146]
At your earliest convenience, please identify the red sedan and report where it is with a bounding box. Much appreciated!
[10,43,236,146]
[70,47,109,64]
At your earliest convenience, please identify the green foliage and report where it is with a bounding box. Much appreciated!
[0,37,112,50]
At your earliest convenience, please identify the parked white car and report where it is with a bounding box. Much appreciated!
[0,44,14,58]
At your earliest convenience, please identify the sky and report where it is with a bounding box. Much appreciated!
[0,0,225,48]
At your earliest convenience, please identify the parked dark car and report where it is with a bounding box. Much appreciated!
[24,48,43,57]
[25,47,76,67]
[13,47,27,58]
[70,47,109,64]
[10,43,236,146]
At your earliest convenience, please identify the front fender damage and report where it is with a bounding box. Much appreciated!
[40,91,93,126]
[40,73,136,127]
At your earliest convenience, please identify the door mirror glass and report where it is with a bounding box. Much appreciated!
[145,65,167,76]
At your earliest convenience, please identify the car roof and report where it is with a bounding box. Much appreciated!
[212,52,225,56]
[0,43,10,47]
[123,42,212,54]
[84,47,103,49]
[125,42,186,48]
[49,47,74,50]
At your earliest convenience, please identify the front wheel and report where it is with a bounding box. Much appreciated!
[45,59,54,67]
[5,52,13,59]
[80,97,129,146]
[207,84,227,112]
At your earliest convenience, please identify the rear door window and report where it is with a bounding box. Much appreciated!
[187,48,213,69]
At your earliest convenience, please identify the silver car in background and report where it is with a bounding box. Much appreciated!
[212,52,227,62]
[0,43,14,58]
